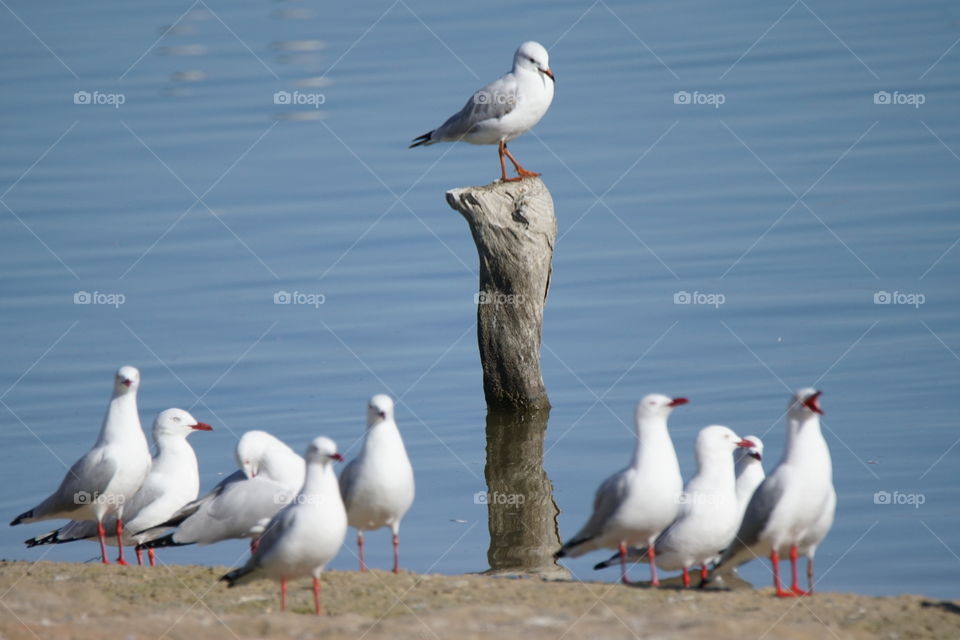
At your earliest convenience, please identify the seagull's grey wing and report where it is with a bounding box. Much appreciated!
[172,476,289,544]
[138,470,244,535]
[337,458,359,509]
[557,472,627,557]
[434,76,518,140]
[30,450,118,520]
[716,475,785,570]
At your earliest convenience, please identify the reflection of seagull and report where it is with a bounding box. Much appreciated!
[339,395,414,574]
[410,41,555,182]
[24,408,212,567]
[711,389,835,598]
[11,366,151,566]
[555,394,686,586]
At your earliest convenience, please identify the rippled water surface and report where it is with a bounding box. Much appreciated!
[1,0,958,599]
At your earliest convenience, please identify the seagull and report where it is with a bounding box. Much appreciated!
[592,426,753,587]
[710,389,836,597]
[339,394,415,574]
[410,41,555,182]
[137,430,304,551]
[23,408,212,567]
[733,435,765,525]
[555,394,686,586]
[10,366,151,565]
[221,436,347,615]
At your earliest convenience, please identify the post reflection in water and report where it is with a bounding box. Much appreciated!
[483,408,569,578]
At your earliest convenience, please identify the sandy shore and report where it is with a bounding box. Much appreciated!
[0,561,956,639]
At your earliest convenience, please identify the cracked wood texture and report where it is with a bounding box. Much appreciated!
[446,177,555,411]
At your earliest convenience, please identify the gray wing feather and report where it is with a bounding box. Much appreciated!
[31,450,118,520]
[172,476,289,544]
[715,475,785,570]
[434,77,518,140]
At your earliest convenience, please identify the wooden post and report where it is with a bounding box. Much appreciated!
[446,177,555,411]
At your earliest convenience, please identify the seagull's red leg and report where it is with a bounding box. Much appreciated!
[648,545,660,587]
[148,549,157,567]
[250,537,259,554]
[498,141,512,182]
[502,144,540,179]
[699,565,709,587]
[357,531,366,572]
[618,541,632,585]
[682,567,690,588]
[806,556,815,594]
[135,546,143,566]
[771,550,796,597]
[96,520,110,564]
[789,545,810,596]
[392,533,400,574]
[115,519,129,565]
[313,577,322,615]
[280,577,287,611]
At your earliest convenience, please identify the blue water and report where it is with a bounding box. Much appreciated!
[1,0,958,601]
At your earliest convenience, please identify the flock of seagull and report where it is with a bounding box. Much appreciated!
[11,367,415,614]
[9,44,837,614]
[556,390,835,599]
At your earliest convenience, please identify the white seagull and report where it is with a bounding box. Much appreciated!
[410,41,555,182]
[711,389,836,597]
[555,394,686,586]
[11,366,151,565]
[221,436,347,615]
[592,425,753,587]
[137,430,304,551]
[339,394,415,574]
[24,408,212,566]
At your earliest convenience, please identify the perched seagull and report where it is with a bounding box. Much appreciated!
[339,394,415,574]
[137,430,304,551]
[592,426,753,587]
[710,389,836,597]
[11,366,151,565]
[410,41,555,182]
[733,435,765,525]
[24,408,212,567]
[221,436,347,615]
[555,394,686,586]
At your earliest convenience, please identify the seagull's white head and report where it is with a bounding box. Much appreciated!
[236,430,275,478]
[367,394,395,427]
[153,408,212,441]
[742,435,764,461]
[697,425,753,456]
[635,393,688,422]
[788,388,824,420]
[114,366,140,394]
[514,41,554,82]
[305,436,343,465]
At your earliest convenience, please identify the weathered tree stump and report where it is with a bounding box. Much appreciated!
[446,177,555,411]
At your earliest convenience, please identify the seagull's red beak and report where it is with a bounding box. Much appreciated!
[330,453,344,462]
[736,439,754,448]
[803,390,824,415]
[191,422,213,431]
[541,67,555,81]
[121,378,133,387]
[668,397,689,407]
